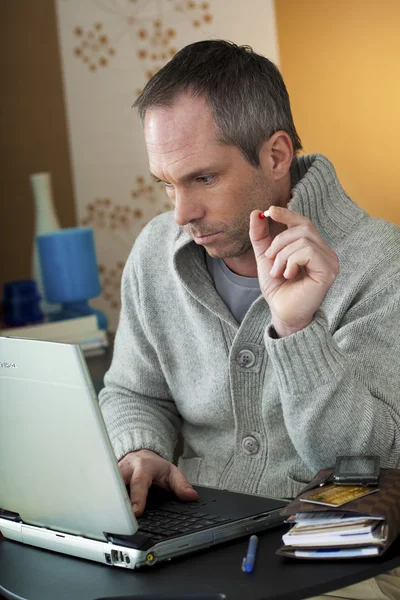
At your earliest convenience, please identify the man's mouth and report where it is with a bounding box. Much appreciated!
[191,231,222,244]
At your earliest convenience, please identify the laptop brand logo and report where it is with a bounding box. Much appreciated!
[0,361,17,369]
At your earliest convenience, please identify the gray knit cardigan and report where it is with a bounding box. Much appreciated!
[99,154,400,499]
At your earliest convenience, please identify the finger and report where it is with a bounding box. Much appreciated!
[167,465,199,501]
[129,470,153,516]
[284,246,317,280]
[275,244,336,283]
[267,205,309,229]
[269,238,332,279]
[269,238,307,279]
[249,210,273,261]
[265,225,327,261]
[118,454,135,484]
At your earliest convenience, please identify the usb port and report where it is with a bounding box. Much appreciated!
[111,549,125,565]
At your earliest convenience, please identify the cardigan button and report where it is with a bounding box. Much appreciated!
[236,349,256,368]
[242,436,260,455]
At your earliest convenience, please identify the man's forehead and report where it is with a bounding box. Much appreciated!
[143,94,215,147]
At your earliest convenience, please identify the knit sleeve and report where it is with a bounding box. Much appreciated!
[264,282,400,473]
[98,249,182,463]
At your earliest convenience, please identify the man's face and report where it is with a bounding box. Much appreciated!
[144,93,275,261]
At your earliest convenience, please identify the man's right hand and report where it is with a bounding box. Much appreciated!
[118,449,199,516]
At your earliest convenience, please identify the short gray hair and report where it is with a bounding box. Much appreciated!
[133,39,302,167]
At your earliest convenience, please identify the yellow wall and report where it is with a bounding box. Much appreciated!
[275,0,400,224]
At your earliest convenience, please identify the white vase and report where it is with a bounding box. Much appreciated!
[30,172,62,316]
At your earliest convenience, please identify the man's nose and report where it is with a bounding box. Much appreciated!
[173,189,204,227]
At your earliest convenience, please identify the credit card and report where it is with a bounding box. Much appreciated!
[300,484,379,507]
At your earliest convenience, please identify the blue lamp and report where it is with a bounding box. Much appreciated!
[36,227,108,330]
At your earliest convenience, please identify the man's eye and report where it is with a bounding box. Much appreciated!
[197,175,214,184]
[155,178,174,189]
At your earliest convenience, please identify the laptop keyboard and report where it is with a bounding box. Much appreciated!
[137,508,232,541]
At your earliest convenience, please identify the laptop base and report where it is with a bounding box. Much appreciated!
[0,507,284,569]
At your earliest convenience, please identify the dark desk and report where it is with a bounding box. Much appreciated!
[1,526,400,600]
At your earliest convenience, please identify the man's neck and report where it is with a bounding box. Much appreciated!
[223,251,259,278]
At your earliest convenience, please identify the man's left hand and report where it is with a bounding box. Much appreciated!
[249,206,340,337]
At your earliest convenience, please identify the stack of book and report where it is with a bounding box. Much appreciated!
[0,315,108,357]
[281,511,386,558]
[277,467,400,560]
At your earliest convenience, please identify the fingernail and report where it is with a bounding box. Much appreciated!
[132,503,139,513]
[270,265,278,276]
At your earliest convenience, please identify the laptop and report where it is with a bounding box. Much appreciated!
[0,336,287,569]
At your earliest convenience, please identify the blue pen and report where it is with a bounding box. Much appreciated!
[241,534,259,573]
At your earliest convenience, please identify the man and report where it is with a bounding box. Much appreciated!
[99,40,400,599]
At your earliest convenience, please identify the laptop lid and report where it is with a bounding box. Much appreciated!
[0,336,137,542]
[0,335,287,570]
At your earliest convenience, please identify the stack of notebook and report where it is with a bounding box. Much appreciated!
[277,467,400,559]
[0,315,108,356]
[281,510,386,558]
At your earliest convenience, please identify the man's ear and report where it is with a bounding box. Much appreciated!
[259,131,293,181]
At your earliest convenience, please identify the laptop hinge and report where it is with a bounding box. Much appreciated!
[0,509,22,522]
[105,531,154,550]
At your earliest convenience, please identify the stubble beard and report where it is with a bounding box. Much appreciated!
[206,220,253,259]
[205,172,272,260]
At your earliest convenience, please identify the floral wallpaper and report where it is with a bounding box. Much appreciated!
[56,0,279,330]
